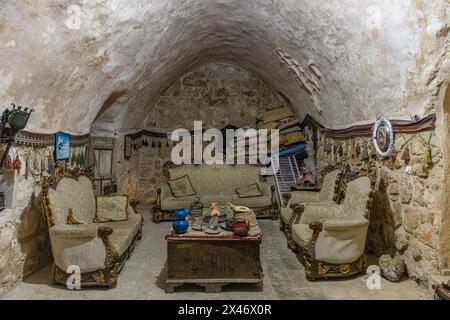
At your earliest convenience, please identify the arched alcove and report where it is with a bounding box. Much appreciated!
[96,62,287,206]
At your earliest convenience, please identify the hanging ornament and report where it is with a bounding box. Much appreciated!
[3,154,13,171]
[337,144,343,157]
[77,153,85,166]
[25,156,30,179]
[151,139,156,148]
[166,139,170,147]
[355,143,361,157]
[343,143,349,157]
[400,145,410,162]
[71,151,77,166]
[370,143,377,157]
[13,155,21,171]
[142,137,149,147]
[424,146,433,166]
[48,158,55,174]
[361,145,369,161]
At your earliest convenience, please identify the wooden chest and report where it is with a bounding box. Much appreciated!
[165,230,263,293]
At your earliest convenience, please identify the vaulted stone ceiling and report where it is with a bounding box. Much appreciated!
[0,0,448,135]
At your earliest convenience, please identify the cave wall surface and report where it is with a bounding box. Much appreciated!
[0,0,448,135]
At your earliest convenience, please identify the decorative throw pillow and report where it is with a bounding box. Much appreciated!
[95,195,129,222]
[168,174,196,198]
[235,183,263,198]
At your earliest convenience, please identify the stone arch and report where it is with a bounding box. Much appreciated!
[440,82,450,269]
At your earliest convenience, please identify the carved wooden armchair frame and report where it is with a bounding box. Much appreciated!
[292,167,376,280]
[41,166,142,288]
[281,164,347,249]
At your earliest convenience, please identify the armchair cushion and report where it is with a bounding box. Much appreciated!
[49,225,106,273]
[231,194,271,208]
[290,191,320,204]
[292,223,313,247]
[315,222,369,264]
[167,174,196,198]
[95,195,129,222]
[100,214,142,256]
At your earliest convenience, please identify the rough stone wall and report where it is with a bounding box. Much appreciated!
[0,145,88,297]
[145,63,277,130]
[316,128,444,285]
[115,63,283,206]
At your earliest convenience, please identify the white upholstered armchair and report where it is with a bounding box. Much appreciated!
[291,176,374,280]
[279,168,342,247]
[42,174,143,288]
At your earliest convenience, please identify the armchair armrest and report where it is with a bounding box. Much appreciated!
[323,217,369,231]
[157,183,172,202]
[290,202,305,224]
[307,218,369,266]
[50,224,100,238]
[49,225,117,273]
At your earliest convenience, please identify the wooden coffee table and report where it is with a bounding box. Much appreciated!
[165,224,263,293]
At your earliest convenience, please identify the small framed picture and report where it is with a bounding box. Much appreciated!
[55,132,71,161]
[124,135,132,159]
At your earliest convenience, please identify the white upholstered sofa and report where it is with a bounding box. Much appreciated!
[153,163,278,222]
[42,174,143,288]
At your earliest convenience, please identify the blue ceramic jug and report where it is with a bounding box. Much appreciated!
[172,219,189,234]
[173,208,191,220]
[172,208,191,234]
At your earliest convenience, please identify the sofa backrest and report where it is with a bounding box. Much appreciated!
[168,164,264,195]
[318,169,339,202]
[342,176,372,218]
[48,176,96,225]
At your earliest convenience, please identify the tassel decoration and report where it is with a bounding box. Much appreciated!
[355,143,361,157]
[370,143,377,157]
[338,144,343,157]
[400,145,410,162]
[424,146,433,166]
[361,146,369,161]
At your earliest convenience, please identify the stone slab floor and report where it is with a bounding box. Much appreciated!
[3,211,429,300]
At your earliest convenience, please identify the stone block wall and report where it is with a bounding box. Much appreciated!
[143,63,280,130]
[316,129,444,285]
[117,63,285,206]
